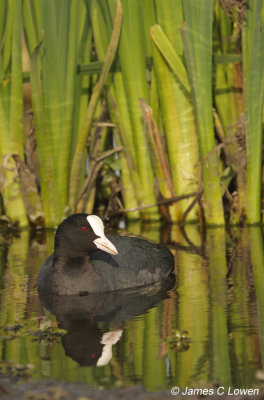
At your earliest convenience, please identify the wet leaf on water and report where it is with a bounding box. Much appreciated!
[166,328,190,352]
[3,324,23,333]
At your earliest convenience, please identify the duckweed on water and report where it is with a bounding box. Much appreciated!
[30,324,67,344]
[0,319,66,345]
[0,360,34,382]
[0,320,66,382]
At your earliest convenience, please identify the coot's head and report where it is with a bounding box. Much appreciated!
[54,214,118,257]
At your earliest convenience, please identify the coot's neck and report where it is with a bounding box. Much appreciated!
[53,235,92,267]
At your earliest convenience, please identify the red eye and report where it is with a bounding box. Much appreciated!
[81,226,88,231]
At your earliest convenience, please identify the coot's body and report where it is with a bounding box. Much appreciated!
[37,214,175,295]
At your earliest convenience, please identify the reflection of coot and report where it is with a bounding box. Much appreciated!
[39,276,175,366]
[62,321,123,367]
[62,319,104,366]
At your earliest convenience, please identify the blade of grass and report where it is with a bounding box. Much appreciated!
[22,0,41,56]
[151,24,190,93]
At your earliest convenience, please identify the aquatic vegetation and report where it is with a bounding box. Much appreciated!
[0,360,34,382]
[0,0,263,227]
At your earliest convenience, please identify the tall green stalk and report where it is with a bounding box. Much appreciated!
[30,39,60,225]
[89,0,140,218]
[242,0,264,224]
[213,4,245,224]
[0,0,28,226]
[107,0,159,220]
[25,0,94,226]
[182,0,225,225]
[69,0,123,213]
[151,0,200,222]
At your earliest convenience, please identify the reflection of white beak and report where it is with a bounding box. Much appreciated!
[93,236,118,255]
[96,330,123,367]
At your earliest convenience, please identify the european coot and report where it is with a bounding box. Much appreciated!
[37,213,175,295]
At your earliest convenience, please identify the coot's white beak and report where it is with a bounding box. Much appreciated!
[93,236,118,255]
[87,214,118,255]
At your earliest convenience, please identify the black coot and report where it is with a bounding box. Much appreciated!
[37,213,175,295]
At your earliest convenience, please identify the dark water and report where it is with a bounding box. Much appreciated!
[0,223,263,391]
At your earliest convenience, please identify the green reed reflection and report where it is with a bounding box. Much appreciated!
[207,228,231,386]
[0,223,262,390]
[248,227,264,369]
[173,225,209,387]
[229,228,256,388]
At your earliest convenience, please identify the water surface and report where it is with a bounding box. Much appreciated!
[0,223,263,391]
